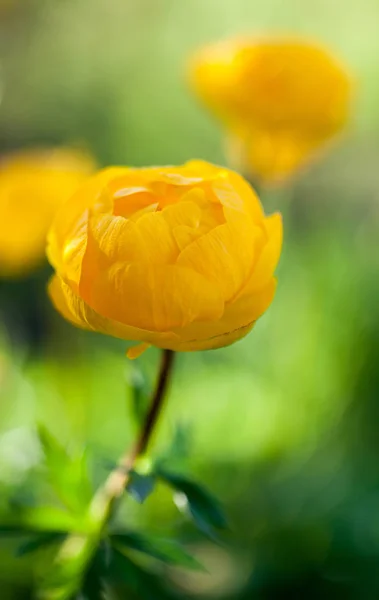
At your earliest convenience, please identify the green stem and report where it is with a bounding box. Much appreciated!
[90,349,175,523]
[39,349,175,600]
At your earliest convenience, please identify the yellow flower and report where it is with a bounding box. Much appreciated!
[47,161,282,357]
[190,38,352,183]
[0,148,95,277]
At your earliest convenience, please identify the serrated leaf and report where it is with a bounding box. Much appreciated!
[157,470,227,534]
[16,532,66,557]
[111,532,204,571]
[127,472,156,504]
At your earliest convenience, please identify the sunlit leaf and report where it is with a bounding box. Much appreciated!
[111,531,204,571]
[37,532,94,600]
[38,425,93,515]
[3,506,87,534]
[38,425,68,470]
[157,469,227,534]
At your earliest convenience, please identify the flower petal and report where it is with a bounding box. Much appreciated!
[176,220,257,301]
[161,199,201,229]
[47,167,126,273]
[134,212,179,263]
[242,212,283,293]
[88,263,225,332]
[127,343,151,359]
[78,212,149,301]
[48,275,179,347]
[212,170,264,222]
[172,278,276,350]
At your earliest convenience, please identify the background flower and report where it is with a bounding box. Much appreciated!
[190,37,352,184]
[47,161,282,357]
[0,148,95,277]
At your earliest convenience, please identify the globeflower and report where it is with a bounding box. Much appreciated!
[47,161,282,357]
[0,148,95,276]
[190,38,352,183]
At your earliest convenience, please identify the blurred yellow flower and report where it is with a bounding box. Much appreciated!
[0,148,95,277]
[190,38,352,183]
[47,161,282,357]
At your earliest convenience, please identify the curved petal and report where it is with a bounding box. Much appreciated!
[53,210,89,289]
[49,274,275,353]
[183,160,263,222]
[161,199,202,229]
[175,322,256,352]
[47,167,127,272]
[212,169,264,223]
[181,160,224,179]
[78,213,147,300]
[134,212,179,263]
[242,212,282,294]
[127,343,151,359]
[171,278,276,350]
[48,275,179,347]
[87,263,225,332]
[177,217,260,301]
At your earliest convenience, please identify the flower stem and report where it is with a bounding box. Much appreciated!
[92,349,175,516]
[39,349,175,600]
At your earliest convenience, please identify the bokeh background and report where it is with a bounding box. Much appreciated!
[1,0,379,598]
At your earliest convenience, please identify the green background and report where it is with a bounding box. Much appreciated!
[1,0,379,598]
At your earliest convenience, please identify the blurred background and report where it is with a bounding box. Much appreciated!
[1,0,379,598]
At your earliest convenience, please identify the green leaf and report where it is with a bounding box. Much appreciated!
[3,506,87,534]
[37,533,95,600]
[16,532,66,557]
[0,524,27,536]
[128,366,151,428]
[111,532,204,571]
[169,424,192,461]
[80,544,108,600]
[38,426,93,515]
[106,546,141,588]
[127,472,156,504]
[156,423,192,471]
[107,546,163,598]
[157,470,228,534]
[38,426,68,470]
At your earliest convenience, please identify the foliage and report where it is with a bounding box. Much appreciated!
[0,425,227,599]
